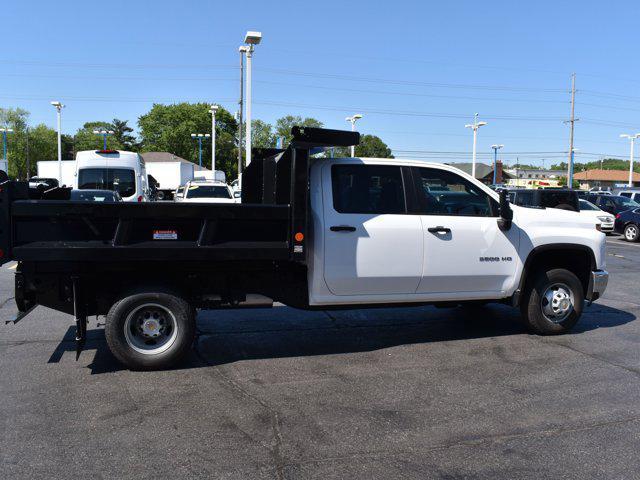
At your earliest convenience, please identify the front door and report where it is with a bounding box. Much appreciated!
[412,167,519,295]
[322,162,423,296]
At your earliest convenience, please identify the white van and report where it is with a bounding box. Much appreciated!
[74,150,150,202]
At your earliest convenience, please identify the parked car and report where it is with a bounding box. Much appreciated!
[615,189,640,203]
[179,180,236,203]
[584,194,640,215]
[507,188,579,211]
[614,208,640,242]
[69,189,122,202]
[578,199,614,233]
[589,187,612,195]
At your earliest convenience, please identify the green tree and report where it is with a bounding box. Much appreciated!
[274,115,323,146]
[138,103,239,179]
[251,119,276,148]
[354,134,394,158]
[111,118,137,150]
[1,107,30,179]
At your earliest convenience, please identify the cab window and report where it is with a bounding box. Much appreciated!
[413,167,496,216]
[331,165,406,214]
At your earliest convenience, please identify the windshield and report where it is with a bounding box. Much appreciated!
[616,196,640,208]
[579,200,599,211]
[78,168,136,198]
[185,185,232,199]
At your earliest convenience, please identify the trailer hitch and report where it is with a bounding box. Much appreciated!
[72,277,87,360]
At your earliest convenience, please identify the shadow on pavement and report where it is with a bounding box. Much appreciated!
[46,302,636,374]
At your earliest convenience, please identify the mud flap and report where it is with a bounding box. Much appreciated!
[72,277,87,360]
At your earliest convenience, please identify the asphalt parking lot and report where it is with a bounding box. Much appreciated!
[1,237,640,479]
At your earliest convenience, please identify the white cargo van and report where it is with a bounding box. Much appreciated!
[74,150,150,202]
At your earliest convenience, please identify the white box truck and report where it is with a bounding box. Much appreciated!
[37,160,76,187]
[146,162,195,200]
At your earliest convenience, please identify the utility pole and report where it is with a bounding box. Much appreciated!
[566,73,577,189]
[209,105,218,172]
[25,126,30,180]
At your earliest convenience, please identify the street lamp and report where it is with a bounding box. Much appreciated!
[243,31,262,170]
[190,133,211,167]
[0,127,14,174]
[620,133,640,187]
[345,114,363,157]
[465,113,488,179]
[490,144,504,185]
[93,129,115,150]
[209,104,219,172]
[50,101,65,183]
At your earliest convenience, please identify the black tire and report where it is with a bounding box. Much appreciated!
[520,268,584,335]
[105,291,195,370]
[624,223,640,242]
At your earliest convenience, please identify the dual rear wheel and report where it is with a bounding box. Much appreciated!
[105,291,196,370]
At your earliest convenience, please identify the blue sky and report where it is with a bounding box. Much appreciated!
[4,0,640,166]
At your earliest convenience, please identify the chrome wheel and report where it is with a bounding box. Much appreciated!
[625,224,638,241]
[541,283,574,323]
[124,303,178,355]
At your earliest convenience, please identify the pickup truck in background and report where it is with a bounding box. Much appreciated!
[1,127,608,370]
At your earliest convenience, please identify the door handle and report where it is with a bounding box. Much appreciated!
[330,225,356,232]
[427,226,451,234]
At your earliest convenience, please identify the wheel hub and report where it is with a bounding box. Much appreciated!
[541,284,574,323]
[141,318,162,338]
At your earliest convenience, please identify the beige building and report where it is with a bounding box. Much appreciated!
[573,169,640,189]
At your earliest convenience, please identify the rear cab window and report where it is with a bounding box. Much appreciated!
[331,165,406,214]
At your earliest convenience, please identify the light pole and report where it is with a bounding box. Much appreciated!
[50,101,65,183]
[345,114,363,157]
[243,31,262,170]
[190,133,210,167]
[490,144,503,185]
[620,133,640,187]
[465,113,487,179]
[0,127,13,174]
[93,129,114,150]
[209,105,219,172]
[238,47,247,189]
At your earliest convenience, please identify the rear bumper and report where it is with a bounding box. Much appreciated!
[587,269,609,302]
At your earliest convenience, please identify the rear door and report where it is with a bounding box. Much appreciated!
[322,162,423,296]
[412,166,519,295]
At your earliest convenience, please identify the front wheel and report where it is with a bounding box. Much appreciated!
[521,268,584,335]
[624,223,640,242]
[105,290,195,370]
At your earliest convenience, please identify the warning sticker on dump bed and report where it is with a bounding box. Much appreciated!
[153,230,178,240]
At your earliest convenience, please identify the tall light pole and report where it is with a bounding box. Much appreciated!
[209,105,219,172]
[465,113,487,179]
[490,144,504,185]
[0,127,13,174]
[93,129,114,150]
[191,133,210,168]
[238,46,247,189]
[620,133,640,187]
[50,101,65,183]
[345,114,363,157]
[243,31,262,170]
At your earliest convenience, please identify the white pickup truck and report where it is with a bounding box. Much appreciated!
[3,127,608,370]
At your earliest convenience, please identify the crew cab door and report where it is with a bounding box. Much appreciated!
[411,167,519,295]
[322,162,423,296]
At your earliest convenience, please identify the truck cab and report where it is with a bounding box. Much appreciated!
[74,150,150,202]
[307,157,606,308]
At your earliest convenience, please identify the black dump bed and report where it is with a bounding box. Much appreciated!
[0,127,359,266]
